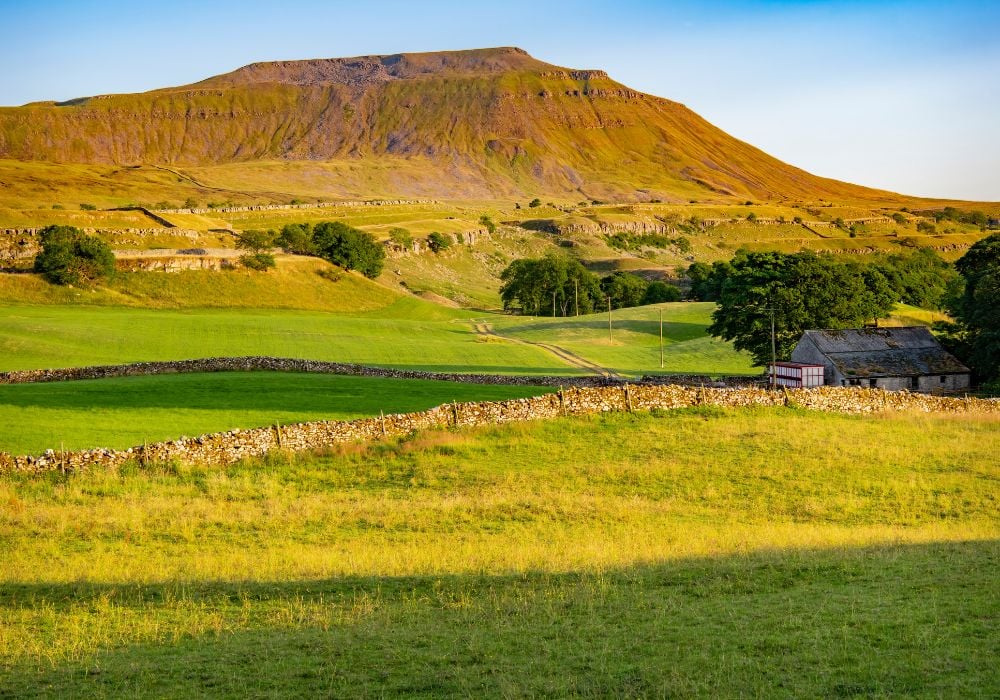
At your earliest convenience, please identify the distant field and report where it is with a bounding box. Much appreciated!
[0,372,550,454]
[493,302,758,376]
[2,408,997,696]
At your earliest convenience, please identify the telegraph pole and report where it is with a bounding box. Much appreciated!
[574,279,579,317]
[552,290,557,317]
[659,308,664,369]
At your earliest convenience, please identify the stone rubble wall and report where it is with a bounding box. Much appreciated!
[1,228,204,263]
[0,356,627,388]
[156,200,437,215]
[0,378,994,474]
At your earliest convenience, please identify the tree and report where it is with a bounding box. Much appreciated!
[274,223,315,255]
[642,281,682,304]
[946,233,1000,382]
[184,197,199,209]
[500,254,601,316]
[33,225,115,285]
[707,251,897,365]
[686,260,733,301]
[528,198,542,208]
[601,271,648,309]
[79,203,97,211]
[426,232,452,253]
[312,221,385,278]
[235,229,276,270]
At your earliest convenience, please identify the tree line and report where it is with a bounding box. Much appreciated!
[687,245,997,385]
[499,254,680,316]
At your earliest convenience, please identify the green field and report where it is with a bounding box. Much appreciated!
[492,302,758,376]
[2,408,997,696]
[0,372,550,455]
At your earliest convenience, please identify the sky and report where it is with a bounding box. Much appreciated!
[1,0,998,200]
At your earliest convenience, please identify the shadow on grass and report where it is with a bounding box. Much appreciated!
[2,540,997,698]
[500,319,710,342]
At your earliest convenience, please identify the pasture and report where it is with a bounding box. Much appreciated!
[2,407,997,696]
[0,372,550,455]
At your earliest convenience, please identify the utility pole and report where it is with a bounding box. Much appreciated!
[552,290,557,318]
[659,308,664,369]
[574,279,579,317]
[608,296,613,344]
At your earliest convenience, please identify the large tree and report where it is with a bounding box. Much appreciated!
[311,221,385,279]
[707,251,897,365]
[33,225,115,285]
[947,233,1000,382]
[500,254,601,316]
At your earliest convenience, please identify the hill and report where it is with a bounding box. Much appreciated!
[0,47,908,203]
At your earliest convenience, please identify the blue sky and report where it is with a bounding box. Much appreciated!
[1,0,998,200]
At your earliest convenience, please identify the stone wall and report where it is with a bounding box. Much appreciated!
[0,227,204,263]
[0,356,626,388]
[1,383,994,474]
[157,199,437,215]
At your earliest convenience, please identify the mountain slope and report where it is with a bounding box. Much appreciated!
[0,47,899,202]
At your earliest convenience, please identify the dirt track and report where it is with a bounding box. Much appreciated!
[474,322,622,379]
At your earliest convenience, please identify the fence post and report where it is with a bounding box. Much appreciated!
[380,410,387,437]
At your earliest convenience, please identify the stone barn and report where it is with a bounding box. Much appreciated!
[790,327,971,392]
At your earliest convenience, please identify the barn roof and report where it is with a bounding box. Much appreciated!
[800,327,969,378]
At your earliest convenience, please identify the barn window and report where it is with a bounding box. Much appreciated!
[940,375,946,383]
[910,376,919,389]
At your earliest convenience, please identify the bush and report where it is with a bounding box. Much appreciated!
[240,253,276,270]
[312,221,385,278]
[917,220,937,234]
[183,197,198,209]
[528,198,542,208]
[274,223,315,255]
[642,281,682,304]
[79,203,97,211]
[33,225,115,285]
[479,215,497,234]
[427,232,452,253]
[388,227,413,249]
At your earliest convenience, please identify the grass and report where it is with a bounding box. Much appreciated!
[0,372,551,455]
[493,302,758,376]
[1,407,998,696]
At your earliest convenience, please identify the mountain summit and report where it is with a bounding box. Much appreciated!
[0,47,895,201]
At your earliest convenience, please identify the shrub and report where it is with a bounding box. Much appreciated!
[52,204,64,210]
[240,253,276,270]
[79,203,97,211]
[528,198,542,208]
[673,236,692,254]
[746,213,757,223]
[388,227,413,249]
[891,212,907,225]
[479,215,497,234]
[33,225,115,285]
[917,220,937,234]
[183,197,198,209]
[642,281,682,304]
[427,232,452,253]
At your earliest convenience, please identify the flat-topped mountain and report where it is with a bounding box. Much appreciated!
[0,47,898,201]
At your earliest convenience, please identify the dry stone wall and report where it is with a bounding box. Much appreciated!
[158,200,437,215]
[0,379,994,475]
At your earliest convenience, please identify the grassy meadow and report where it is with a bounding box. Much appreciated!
[2,407,998,696]
[0,372,550,455]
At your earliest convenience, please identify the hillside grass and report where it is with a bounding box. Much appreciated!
[494,302,758,376]
[0,372,551,455]
[1,408,997,696]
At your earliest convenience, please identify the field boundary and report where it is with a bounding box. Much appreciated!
[2,381,994,474]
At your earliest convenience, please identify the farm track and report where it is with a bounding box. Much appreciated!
[473,322,622,379]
